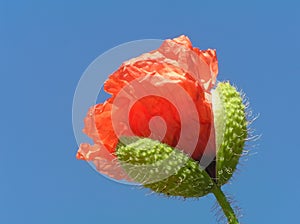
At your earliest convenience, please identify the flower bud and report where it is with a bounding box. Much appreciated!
[117,137,214,198]
[213,82,247,186]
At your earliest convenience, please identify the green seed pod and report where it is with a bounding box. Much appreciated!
[212,82,248,186]
[116,137,214,198]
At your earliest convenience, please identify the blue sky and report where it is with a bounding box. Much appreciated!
[1,1,299,223]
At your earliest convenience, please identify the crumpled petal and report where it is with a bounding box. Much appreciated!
[105,35,218,95]
[77,143,131,181]
[79,100,117,153]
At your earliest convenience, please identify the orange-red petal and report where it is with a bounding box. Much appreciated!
[77,143,131,181]
[105,35,218,95]
[104,59,213,160]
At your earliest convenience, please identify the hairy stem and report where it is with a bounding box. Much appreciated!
[212,185,239,224]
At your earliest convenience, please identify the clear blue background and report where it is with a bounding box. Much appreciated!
[1,1,299,223]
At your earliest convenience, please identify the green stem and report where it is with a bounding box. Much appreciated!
[212,185,239,224]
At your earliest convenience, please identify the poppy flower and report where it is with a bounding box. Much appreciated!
[76,35,219,180]
[76,35,250,224]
